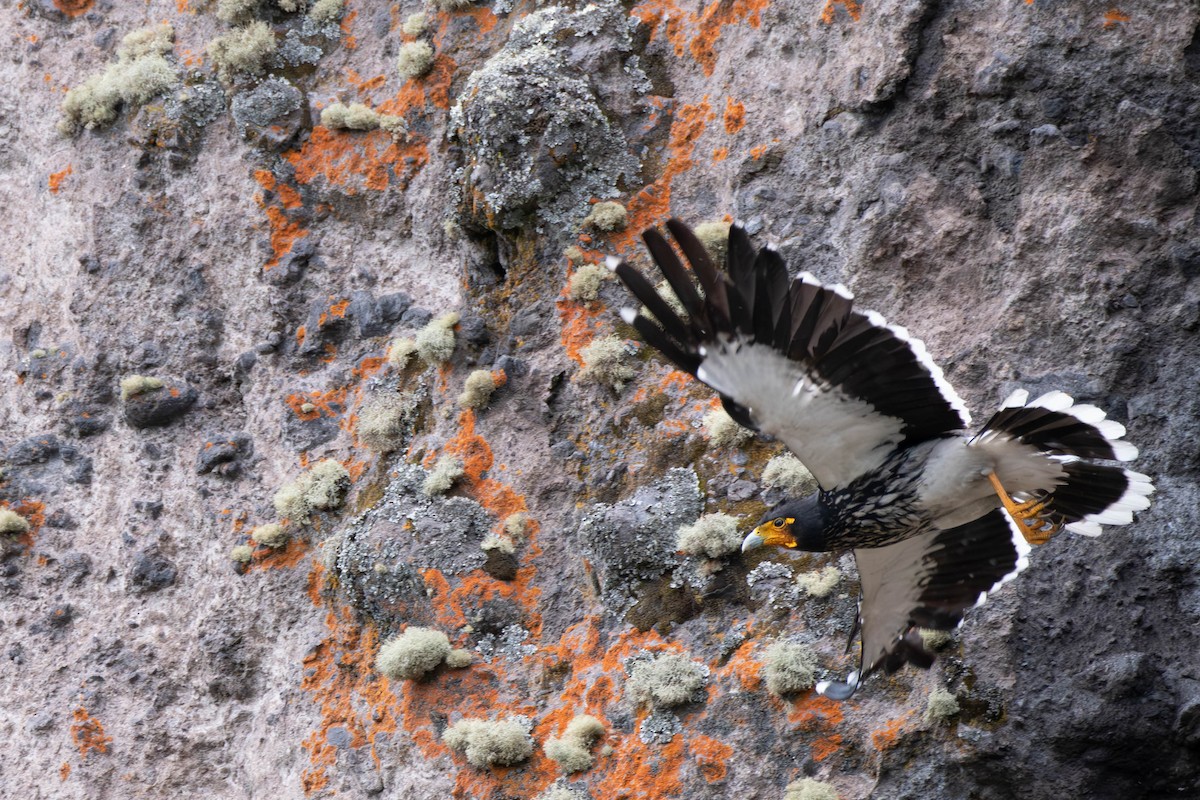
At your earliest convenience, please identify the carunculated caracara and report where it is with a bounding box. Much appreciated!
[610,219,1154,699]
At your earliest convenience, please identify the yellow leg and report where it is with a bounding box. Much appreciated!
[987,472,1060,546]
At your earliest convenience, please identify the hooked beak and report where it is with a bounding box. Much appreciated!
[741,532,765,552]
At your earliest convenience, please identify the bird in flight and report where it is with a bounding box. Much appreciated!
[609,219,1154,699]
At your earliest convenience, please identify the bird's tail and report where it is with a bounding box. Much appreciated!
[971,390,1154,538]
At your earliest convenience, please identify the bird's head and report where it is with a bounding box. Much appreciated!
[742,494,830,553]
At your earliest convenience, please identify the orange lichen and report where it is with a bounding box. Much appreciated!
[344,69,387,93]
[712,146,729,162]
[811,732,843,761]
[462,6,498,34]
[821,0,863,24]
[53,0,93,16]
[723,97,746,134]
[254,170,310,271]
[871,714,911,751]
[1102,8,1130,27]
[286,387,349,422]
[300,603,400,793]
[5,499,44,552]
[689,735,733,783]
[60,762,70,781]
[614,98,714,257]
[71,708,112,759]
[633,0,768,76]
[250,537,309,571]
[285,127,429,195]
[49,165,73,193]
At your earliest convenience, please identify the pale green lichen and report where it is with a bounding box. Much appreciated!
[577,335,635,392]
[416,312,459,364]
[443,718,534,768]
[402,12,428,36]
[919,628,954,650]
[925,686,960,723]
[230,544,254,563]
[543,714,605,774]
[252,522,289,549]
[119,375,164,401]
[676,513,741,559]
[309,0,345,24]
[207,21,276,84]
[445,648,473,669]
[563,246,585,265]
[796,565,841,598]
[320,101,403,134]
[273,459,351,524]
[377,627,451,680]
[583,201,628,232]
[215,0,260,24]
[319,534,344,571]
[357,391,419,452]
[386,337,418,369]
[626,653,708,709]
[0,509,31,535]
[423,454,464,496]
[504,512,529,540]
[397,40,436,80]
[535,785,587,800]
[784,778,839,800]
[429,0,477,10]
[59,24,178,134]
[762,454,818,496]
[694,220,732,265]
[702,406,753,448]
[567,263,610,303]
[480,533,515,554]
[458,370,498,410]
[763,641,818,696]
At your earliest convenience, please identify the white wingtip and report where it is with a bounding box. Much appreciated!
[605,256,621,272]
[619,307,637,324]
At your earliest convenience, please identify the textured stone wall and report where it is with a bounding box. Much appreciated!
[2,1,1198,798]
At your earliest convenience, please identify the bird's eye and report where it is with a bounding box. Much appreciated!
[772,518,786,529]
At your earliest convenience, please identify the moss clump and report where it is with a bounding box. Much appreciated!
[693,220,732,265]
[577,335,635,392]
[230,544,254,563]
[480,533,515,554]
[309,0,345,23]
[402,12,428,36]
[918,628,954,650]
[762,454,818,497]
[796,565,841,598]
[273,459,351,524]
[443,718,534,768]
[119,375,165,401]
[445,648,473,669]
[0,509,31,535]
[676,513,741,559]
[583,201,628,232]
[215,0,260,24]
[702,406,753,448]
[207,21,276,84]
[416,312,460,365]
[397,40,436,80]
[458,370,499,410]
[564,246,585,265]
[543,714,605,774]
[252,523,289,548]
[430,0,477,9]
[504,512,529,540]
[567,263,610,303]
[357,391,419,452]
[784,778,839,800]
[320,102,404,134]
[377,626,452,680]
[626,653,708,709]
[59,24,178,135]
[925,686,960,723]
[386,337,418,369]
[423,454,464,496]
[763,641,818,696]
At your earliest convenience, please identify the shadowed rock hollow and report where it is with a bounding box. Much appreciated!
[1,1,1197,798]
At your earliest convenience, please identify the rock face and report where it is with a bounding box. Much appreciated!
[2,2,1197,799]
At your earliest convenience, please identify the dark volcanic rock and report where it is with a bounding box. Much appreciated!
[123,384,198,428]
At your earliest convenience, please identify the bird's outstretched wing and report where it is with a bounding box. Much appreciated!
[612,219,970,489]
[816,508,1031,699]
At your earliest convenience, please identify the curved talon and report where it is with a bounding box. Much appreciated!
[987,472,1062,545]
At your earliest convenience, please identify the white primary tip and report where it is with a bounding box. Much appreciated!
[619,307,637,324]
[605,256,621,272]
